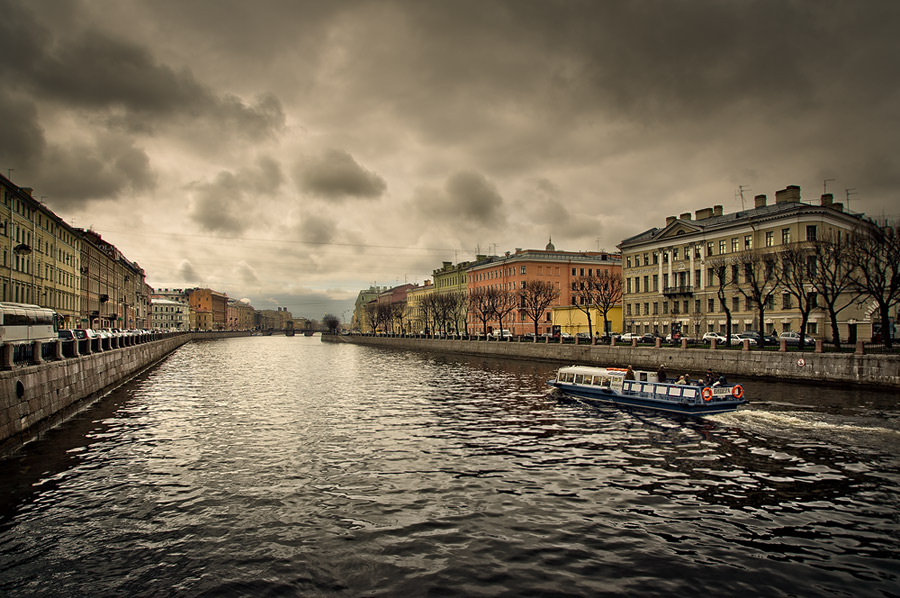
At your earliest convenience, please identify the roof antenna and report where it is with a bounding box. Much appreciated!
[824,178,835,195]
[845,188,857,211]
[737,185,749,210]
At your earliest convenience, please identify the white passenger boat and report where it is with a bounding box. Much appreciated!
[548,365,747,416]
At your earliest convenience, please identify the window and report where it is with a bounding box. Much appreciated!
[644,253,649,266]
[807,292,818,308]
[634,277,640,293]
[653,274,659,291]
[673,247,679,260]
[806,225,817,241]
[807,322,818,335]
[694,270,701,287]
[520,266,526,274]
[744,235,752,250]
[626,304,632,316]
[782,293,792,309]
[707,242,714,256]
[643,276,649,293]
[663,301,669,314]
[731,238,739,253]
[626,279,632,294]
[807,255,817,277]
[653,302,659,315]
[719,240,726,254]
[653,252,659,265]
[626,256,631,268]
[644,302,650,315]
[708,298,715,312]
[732,296,740,311]
[694,245,702,258]
[782,228,791,244]
[694,299,701,313]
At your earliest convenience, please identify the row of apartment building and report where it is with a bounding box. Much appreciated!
[1,174,300,333]
[353,240,625,337]
[353,185,895,342]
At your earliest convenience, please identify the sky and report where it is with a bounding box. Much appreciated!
[1,0,898,320]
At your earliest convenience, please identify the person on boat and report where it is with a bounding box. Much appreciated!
[657,365,667,383]
[704,368,715,386]
[684,373,692,385]
[624,365,635,380]
[675,375,686,385]
[712,375,728,387]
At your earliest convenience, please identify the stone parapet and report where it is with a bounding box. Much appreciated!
[323,335,900,389]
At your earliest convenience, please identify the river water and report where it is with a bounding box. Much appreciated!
[1,336,898,597]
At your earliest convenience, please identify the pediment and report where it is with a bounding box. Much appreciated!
[655,219,703,240]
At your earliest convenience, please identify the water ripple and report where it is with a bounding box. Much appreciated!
[0,337,898,597]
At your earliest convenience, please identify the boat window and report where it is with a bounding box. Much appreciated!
[668,387,682,397]
[601,378,611,387]
[574,374,585,384]
[638,372,648,382]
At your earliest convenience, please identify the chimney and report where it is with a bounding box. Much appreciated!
[713,205,723,217]
[820,193,833,206]
[21,187,33,197]
[665,216,677,226]
[695,207,714,220]
[775,185,801,204]
[679,212,692,221]
[828,202,844,212]
[754,194,767,208]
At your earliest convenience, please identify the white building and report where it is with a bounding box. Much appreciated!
[151,298,190,331]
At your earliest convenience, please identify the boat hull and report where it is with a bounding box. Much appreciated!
[548,381,746,416]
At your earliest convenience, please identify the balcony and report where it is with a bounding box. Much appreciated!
[663,285,693,297]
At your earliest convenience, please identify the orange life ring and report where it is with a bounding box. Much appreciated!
[701,387,713,402]
[732,385,744,399]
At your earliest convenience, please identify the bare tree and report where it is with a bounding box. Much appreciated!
[732,248,780,342]
[322,313,340,334]
[492,289,518,338]
[364,303,378,333]
[392,302,408,334]
[707,256,734,345]
[593,271,623,339]
[519,280,559,337]
[779,243,819,348]
[810,232,855,348]
[847,223,900,348]
[448,290,469,335]
[572,276,598,338]
[468,287,494,337]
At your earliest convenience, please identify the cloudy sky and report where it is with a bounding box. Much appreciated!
[2,1,897,320]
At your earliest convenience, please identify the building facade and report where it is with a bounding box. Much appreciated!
[618,185,876,341]
[466,242,622,336]
[187,288,229,330]
[1,176,82,328]
[151,298,190,330]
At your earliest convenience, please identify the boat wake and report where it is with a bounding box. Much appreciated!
[711,408,900,454]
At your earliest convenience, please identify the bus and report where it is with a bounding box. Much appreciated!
[0,302,59,344]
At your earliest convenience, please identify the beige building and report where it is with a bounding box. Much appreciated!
[619,185,876,342]
[406,280,434,334]
[151,298,190,331]
[1,175,82,328]
[227,299,256,330]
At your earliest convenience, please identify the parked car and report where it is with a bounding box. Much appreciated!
[491,329,512,339]
[639,333,657,343]
[620,332,637,342]
[702,332,727,344]
[58,329,76,340]
[73,329,98,340]
[575,332,592,341]
[733,334,758,346]
[779,331,816,346]
[741,331,777,345]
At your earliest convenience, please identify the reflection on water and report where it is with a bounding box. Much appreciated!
[0,337,898,597]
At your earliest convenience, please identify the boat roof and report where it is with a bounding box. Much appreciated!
[558,365,634,376]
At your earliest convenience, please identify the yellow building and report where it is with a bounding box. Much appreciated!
[1,176,82,328]
[553,305,623,337]
[619,185,876,341]
[406,281,434,334]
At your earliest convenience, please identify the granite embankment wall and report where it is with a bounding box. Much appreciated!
[323,335,900,389]
[0,331,249,457]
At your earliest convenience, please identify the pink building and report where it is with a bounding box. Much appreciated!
[467,240,622,336]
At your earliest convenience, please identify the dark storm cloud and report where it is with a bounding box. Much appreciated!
[411,171,507,229]
[189,158,285,234]
[178,260,200,283]
[0,94,46,166]
[37,136,156,207]
[299,214,338,245]
[295,149,387,200]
